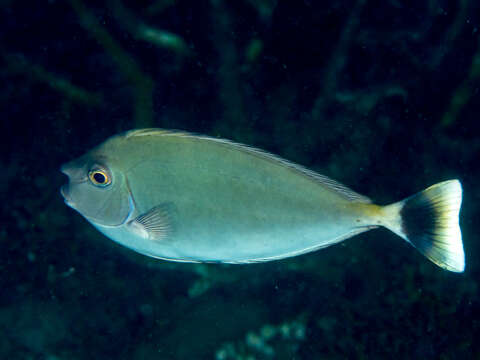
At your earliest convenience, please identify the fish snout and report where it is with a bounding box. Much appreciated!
[60,162,77,178]
[60,183,69,199]
[60,182,75,207]
[60,163,77,207]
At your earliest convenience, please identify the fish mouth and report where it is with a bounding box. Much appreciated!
[60,184,75,207]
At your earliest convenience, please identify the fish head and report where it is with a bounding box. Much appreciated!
[60,150,134,227]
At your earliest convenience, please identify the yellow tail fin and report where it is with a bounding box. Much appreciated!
[382,180,464,272]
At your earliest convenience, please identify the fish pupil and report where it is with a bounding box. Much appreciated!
[93,172,106,184]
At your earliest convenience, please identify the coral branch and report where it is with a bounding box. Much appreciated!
[3,53,102,106]
[69,0,154,128]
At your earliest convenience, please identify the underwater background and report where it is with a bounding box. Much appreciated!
[1,0,479,358]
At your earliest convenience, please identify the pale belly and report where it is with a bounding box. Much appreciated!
[93,197,369,263]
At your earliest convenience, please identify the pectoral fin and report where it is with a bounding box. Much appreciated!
[127,204,174,241]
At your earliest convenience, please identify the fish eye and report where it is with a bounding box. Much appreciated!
[88,168,111,187]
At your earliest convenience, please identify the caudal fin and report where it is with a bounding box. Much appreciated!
[382,180,464,272]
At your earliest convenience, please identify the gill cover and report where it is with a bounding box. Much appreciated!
[61,154,133,227]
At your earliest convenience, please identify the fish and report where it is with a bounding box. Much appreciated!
[60,128,465,272]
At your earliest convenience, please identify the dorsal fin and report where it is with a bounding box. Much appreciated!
[124,128,371,203]
[125,128,184,138]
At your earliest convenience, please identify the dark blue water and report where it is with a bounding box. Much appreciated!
[1,0,478,358]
